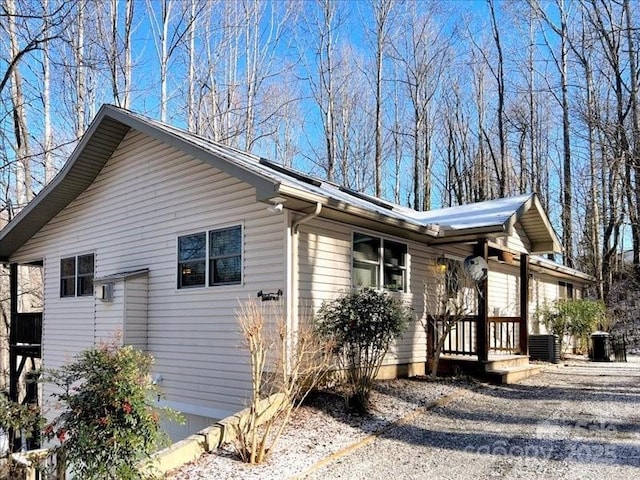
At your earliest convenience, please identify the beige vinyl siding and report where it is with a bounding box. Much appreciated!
[493,224,532,253]
[296,219,480,368]
[123,276,148,350]
[487,262,520,317]
[94,280,124,343]
[11,129,286,421]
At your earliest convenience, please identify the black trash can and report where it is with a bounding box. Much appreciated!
[590,331,611,362]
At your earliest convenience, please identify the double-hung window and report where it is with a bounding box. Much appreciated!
[352,232,407,292]
[60,254,95,297]
[178,225,242,289]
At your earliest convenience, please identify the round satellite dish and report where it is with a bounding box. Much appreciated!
[463,255,488,282]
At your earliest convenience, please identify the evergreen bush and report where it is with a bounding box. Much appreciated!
[315,288,411,412]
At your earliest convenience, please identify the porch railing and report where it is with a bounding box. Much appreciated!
[430,315,478,356]
[431,315,525,357]
[488,316,521,354]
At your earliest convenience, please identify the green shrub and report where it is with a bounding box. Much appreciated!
[315,288,411,412]
[538,299,606,356]
[46,341,179,480]
[0,393,43,477]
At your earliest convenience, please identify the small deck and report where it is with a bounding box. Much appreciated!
[438,353,544,384]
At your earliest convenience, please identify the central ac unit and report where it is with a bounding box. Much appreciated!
[528,334,560,363]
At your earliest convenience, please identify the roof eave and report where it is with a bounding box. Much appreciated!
[0,108,131,259]
[520,194,562,253]
[0,105,283,260]
[529,256,596,283]
[429,224,506,244]
[275,184,440,239]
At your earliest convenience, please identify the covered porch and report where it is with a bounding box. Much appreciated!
[427,240,540,383]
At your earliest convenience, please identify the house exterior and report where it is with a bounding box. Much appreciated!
[0,105,592,439]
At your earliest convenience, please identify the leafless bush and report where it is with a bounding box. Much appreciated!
[422,258,477,379]
[233,299,333,464]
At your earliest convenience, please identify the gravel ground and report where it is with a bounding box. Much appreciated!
[168,357,640,480]
[306,357,640,480]
[167,378,468,480]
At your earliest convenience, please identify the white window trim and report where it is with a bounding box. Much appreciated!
[351,231,409,293]
[176,223,244,290]
[59,252,95,298]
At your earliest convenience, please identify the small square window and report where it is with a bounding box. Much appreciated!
[60,254,94,298]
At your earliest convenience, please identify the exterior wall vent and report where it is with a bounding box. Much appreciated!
[99,283,114,302]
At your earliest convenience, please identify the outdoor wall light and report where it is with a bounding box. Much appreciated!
[267,202,284,213]
[267,196,286,214]
[437,258,448,273]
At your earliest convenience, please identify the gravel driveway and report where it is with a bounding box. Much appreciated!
[304,358,640,480]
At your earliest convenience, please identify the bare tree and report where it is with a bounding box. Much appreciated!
[6,0,32,207]
[423,258,478,379]
[147,0,194,122]
[301,0,345,182]
[533,0,574,266]
[487,0,507,197]
[97,0,135,109]
[368,0,396,197]
[390,1,451,210]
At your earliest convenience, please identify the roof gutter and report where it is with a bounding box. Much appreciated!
[529,256,596,282]
[277,184,440,239]
[293,202,322,234]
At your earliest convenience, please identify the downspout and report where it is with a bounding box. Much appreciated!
[288,202,323,375]
[292,202,323,234]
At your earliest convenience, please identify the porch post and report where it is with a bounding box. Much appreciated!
[9,262,18,403]
[475,240,489,362]
[519,253,530,355]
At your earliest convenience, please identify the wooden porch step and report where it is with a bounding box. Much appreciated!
[484,364,544,384]
[483,355,530,370]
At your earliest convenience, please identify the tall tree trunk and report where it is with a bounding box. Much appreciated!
[372,0,393,197]
[7,0,32,206]
[187,0,197,130]
[624,0,640,276]
[109,0,120,105]
[160,0,170,122]
[123,0,134,109]
[559,1,573,267]
[488,0,506,197]
[75,0,86,138]
[42,0,54,184]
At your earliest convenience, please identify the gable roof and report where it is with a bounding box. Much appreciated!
[406,194,561,253]
[0,105,561,261]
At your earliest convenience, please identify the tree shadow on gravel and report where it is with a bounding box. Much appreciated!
[302,390,395,435]
[376,423,640,468]
[424,403,640,435]
[464,383,640,404]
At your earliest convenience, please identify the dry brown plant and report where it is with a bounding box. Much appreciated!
[233,299,333,464]
[422,258,478,379]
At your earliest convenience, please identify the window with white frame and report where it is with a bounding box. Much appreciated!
[178,225,242,289]
[352,232,407,292]
[60,254,95,297]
